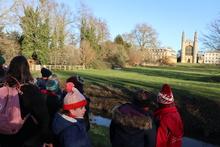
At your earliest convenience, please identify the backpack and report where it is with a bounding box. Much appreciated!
[40,89,61,119]
[0,77,28,135]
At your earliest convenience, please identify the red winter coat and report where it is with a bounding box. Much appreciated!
[154,106,183,147]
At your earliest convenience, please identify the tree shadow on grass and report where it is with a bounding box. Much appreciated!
[123,67,220,83]
[76,72,162,94]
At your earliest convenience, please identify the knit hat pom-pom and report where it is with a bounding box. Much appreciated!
[157,84,174,104]
[65,82,75,93]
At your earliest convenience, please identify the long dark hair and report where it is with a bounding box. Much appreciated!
[6,56,33,86]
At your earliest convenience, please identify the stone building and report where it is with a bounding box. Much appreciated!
[204,50,220,64]
[180,32,198,63]
[146,48,177,64]
[197,51,204,64]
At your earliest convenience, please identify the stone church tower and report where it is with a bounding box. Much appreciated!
[180,32,198,63]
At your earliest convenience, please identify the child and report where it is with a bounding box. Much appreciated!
[46,78,62,100]
[52,83,91,147]
[40,79,62,119]
[110,89,156,147]
[36,67,52,90]
[154,84,183,147]
[64,75,91,131]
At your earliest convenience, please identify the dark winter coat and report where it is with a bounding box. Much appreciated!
[52,113,91,147]
[0,66,6,83]
[0,84,52,147]
[110,103,156,147]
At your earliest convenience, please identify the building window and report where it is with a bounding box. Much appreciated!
[185,45,193,56]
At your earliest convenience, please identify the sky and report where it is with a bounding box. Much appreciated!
[61,0,220,52]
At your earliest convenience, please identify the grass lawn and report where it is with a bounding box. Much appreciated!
[39,63,220,101]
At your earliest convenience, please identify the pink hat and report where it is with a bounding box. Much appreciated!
[63,82,87,110]
[157,84,174,104]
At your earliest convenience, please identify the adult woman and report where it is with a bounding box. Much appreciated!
[0,56,52,147]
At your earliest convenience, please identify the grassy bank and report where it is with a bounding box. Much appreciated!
[89,125,110,147]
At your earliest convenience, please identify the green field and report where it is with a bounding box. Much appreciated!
[33,63,220,145]
[47,64,220,101]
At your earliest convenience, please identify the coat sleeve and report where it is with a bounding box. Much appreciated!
[156,117,169,147]
[21,84,52,145]
[109,120,116,143]
[144,121,157,147]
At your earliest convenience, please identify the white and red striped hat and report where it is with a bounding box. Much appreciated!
[63,82,87,110]
[157,84,174,104]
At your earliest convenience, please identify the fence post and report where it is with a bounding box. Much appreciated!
[30,64,84,71]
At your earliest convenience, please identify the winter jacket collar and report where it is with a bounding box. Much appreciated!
[61,114,77,123]
[52,113,79,135]
[154,106,178,117]
[112,103,153,130]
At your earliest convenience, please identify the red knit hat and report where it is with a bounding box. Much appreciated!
[157,84,174,104]
[63,82,87,110]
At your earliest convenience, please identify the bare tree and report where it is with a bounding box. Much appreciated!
[77,2,109,45]
[203,17,220,50]
[0,0,22,27]
[132,23,159,50]
[40,1,74,64]
[122,32,136,48]
[94,18,110,44]
[0,35,20,62]
[127,48,143,66]
[61,45,81,65]
[80,40,96,67]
